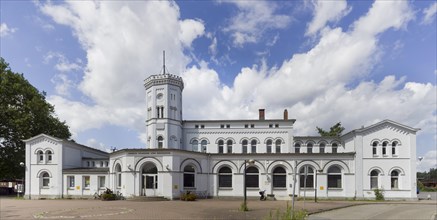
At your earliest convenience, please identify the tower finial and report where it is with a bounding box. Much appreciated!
[163,50,166,74]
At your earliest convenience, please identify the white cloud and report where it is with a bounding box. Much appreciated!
[40,1,204,141]
[179,19,205,47]
[86,138,110,152]
[306,0,351,36]
[417,150,437,172]
[0,23,17,37]
[422,2,437,25]
[223,1,291,47]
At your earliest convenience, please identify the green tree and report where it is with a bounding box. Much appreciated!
[316,122,345,137]
[0,57,71,179]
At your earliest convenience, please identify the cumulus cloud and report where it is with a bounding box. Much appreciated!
[223,1,291,47]
[0,22,17,37]
[306,0,351,36]
[422,2,437,25]
[40,1,204,140]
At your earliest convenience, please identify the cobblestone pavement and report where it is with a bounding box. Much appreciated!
[1,197,435,220]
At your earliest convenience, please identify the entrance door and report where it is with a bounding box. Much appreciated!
[144,174,157,196]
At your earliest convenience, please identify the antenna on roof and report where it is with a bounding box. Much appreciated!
[163,50,165,74]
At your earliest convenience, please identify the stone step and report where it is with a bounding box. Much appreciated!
[128,196,169,201]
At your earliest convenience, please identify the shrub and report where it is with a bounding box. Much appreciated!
[239,202,249,212]
[180,191,196,201]
[101,188,116,201]
[374,188,385,201]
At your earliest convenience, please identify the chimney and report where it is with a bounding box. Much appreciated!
[259,109,265,120]
[283,109,288,120]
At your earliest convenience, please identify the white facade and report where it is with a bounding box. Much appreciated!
[24,72,420,200]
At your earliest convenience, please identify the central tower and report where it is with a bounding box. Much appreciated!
[144,54,184,149]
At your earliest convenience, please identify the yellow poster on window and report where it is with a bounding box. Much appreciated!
[320,186,324,190]
[76,186,80,190]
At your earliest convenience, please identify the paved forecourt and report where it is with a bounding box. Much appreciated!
[1,198,360,220]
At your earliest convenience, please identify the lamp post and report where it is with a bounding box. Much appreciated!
[18,162,25,197]
[243,159,255,211]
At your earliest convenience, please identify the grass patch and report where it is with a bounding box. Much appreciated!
[264,202,307,220]
[239,202,249,212]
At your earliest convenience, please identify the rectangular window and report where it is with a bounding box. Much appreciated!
[183,174,195,188]
[219,175,232,188]
[371,177,378,189]
[117,173,122,188]
[250,124,255,128]
[273,176,286,188]
[83,176,90,189]
[307,147,312,153]
[244,124,249,128]
[87,161,90,167]
[320,147,325,153]
[392,147,396,155]
[200,125,204,129]
[245,175,259,188]
[98,176,106,188]
[92,161,95,167]
[68,176,75,188]
[220,124,224,128]
[295,148,300,153]
[382,147,386,155]
[373,147,377,155]
[226,124,230,128]
[269,124,273,128]
[328,175,342,188]
[195,125,199,128]
[332,147,338,153]
[275,124,279,128]
[300,175,314,188]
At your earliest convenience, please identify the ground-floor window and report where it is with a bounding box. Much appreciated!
[41,172,50,188]
[391,170,399,189]
[184,165,196,188]
[83,176,90,189]
[98,176,105,189]
[245,167,259,188]
[370,170,379,189]
[218,167,232,188]
[327,166,342,189]
[67,176,75,188]
[299,166,314,188]
[272,167,286,188]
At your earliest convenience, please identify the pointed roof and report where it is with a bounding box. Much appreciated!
[342,119,420,137]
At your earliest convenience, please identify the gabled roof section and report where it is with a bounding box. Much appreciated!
[23,133,109,155]
[342,119,420,137]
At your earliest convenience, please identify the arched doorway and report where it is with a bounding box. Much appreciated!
[141,163,158,196]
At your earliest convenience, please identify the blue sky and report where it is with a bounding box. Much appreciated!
[1,0,436,171]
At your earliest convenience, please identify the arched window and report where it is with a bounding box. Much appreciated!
[370,170,379,189]
[41,172,50,188]
[392,142,398,155]
[266,139,272,153]
[183,165,196,188]
[245,167,259,188]
[218,140,224,153]
[299,166,314,188]
[307,143,313,154]
[382,141,388,156]
[37,150,44,163]
[295,143,300,154]
[115,164,122,188]
[273,167,286,188]
[46,150,53,163]
[218,167,232,188]
[227,140,233,154]
[251,140,257,153]
[242,140,248,153]
[372,141,378,156]
[201,140,207,153]
[327,166,342,189]
[157,136,164,149]
[332,143,338,153]
[275,140,281,153]
[192,140,198,152]
[391,170,399,189]
[319,143,326,153]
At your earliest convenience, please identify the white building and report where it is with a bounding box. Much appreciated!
[24,71,420,200]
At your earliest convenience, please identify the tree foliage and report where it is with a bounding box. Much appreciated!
[0,57,71,179]
[316,122,345,137]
